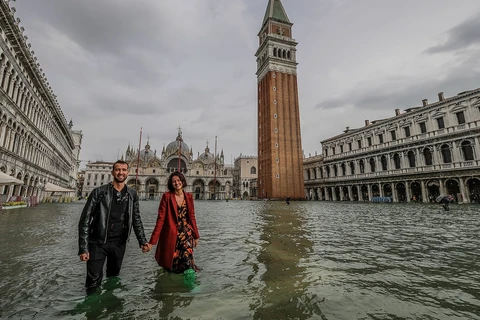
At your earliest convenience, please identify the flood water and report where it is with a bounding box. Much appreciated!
[0,200,479,319]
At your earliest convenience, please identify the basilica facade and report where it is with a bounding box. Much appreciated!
[304,88,480,204]
[82,130,234,201]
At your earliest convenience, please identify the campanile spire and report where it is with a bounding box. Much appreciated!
[255,0,305,200]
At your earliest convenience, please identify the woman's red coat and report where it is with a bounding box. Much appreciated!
[149,191,200,269]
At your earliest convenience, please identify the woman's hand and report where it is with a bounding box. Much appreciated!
[193,239,198,247]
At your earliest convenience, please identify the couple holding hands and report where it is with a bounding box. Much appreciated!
[78,160,200,292]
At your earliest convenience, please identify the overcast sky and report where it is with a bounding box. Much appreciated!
[12,0,480,166]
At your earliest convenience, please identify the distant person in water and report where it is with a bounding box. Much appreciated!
[78,160,151,293]
[286,196,291,205]
[147,172,200,273]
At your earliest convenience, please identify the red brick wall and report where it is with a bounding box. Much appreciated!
[258,71,304,200]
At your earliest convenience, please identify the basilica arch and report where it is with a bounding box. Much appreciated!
[192,179,206,200]
[145,177,160,200]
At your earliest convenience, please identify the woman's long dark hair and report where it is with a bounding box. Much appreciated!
[167,171,187,192]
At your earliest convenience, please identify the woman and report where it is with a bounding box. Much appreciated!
[148,172,200,273]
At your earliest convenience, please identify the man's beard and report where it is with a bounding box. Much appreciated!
[113,175,126,183]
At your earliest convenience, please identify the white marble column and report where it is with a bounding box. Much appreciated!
[391,183,398,202]
[459,177,468,203]
[420,180,428,203]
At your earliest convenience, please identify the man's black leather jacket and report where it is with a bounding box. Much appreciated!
[78,183,148,255]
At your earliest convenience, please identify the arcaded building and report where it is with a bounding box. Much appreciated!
[232,155,258,199]
[304,89,480,203]
[0,2,82,202]
[255,0,304,200]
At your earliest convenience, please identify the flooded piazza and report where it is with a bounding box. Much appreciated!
[0,200,479,320]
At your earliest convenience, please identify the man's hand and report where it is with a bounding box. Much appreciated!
[142,243,152,253]
[79,252,90,261]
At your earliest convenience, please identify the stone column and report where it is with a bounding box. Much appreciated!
[7,184,14,199]
[391,183,398,202]
[0,123,6,148]
[324,187,329,201]
[367,184,372,201]
[452,141,460,163]
[459,177,468,204]
[348,186,352,201]
[439,179,446,195]
[331,187,336,201]
[379,183,384,197]
[474,136,480,160]
[357,186,362,201]
[420,180,428,203]
[405,181,411,202]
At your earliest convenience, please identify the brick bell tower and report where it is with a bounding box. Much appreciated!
[255,0,304,200]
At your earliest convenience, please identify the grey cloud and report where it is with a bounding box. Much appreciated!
[426,11,480,54]
[315,48,480,113]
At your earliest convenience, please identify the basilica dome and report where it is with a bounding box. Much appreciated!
[199,147,215,164]
[165,139,190,157]
[139,144,156,161]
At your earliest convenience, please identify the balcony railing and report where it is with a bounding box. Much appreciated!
[306,160,480,183]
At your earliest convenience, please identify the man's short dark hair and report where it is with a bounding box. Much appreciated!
[112,160,129,170]
[167,171,187,192]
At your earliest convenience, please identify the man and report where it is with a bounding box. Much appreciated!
[78,160,152,292]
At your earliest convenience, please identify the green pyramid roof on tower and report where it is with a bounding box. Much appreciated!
[262,0,291,27]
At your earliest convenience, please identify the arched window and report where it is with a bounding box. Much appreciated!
[408,151,416,167]
[250,166,256,174]
[287,51,291,59]
[462,141,474,161]
[381,155,388,171]
[441,144,452,163]
[359,160,365,173]
[423,148,433,165]
[326,166,330,177]
[341,163,346,176]
[350,161,355,175]
[273,48,277,57]
[333,164,338,177]
[394,153,401,169]
[369,158,376,172]
[306,170,311,180]
[282,50,286,59]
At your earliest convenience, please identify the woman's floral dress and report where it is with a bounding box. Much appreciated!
[171,200,199,273]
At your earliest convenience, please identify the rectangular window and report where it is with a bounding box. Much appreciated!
[348,143,352,151]
[437,117,445,129]
[404,126,411,137]
[419,122,427,133]
[357,140,362,149]
[324,149,328,156]
[340,145,344,153]
[456,111,466,124]
[332,147,335,155]
[390,130,396,141]
[367,137,372,146]
[379,134,384,143]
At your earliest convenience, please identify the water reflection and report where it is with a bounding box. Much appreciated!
[252,202,324,319]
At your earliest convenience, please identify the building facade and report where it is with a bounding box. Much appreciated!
[82,130,241,201]
[255,0,304,200]
[232,155,258,199]
[304,89,480,203]
[0,2,81,202]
